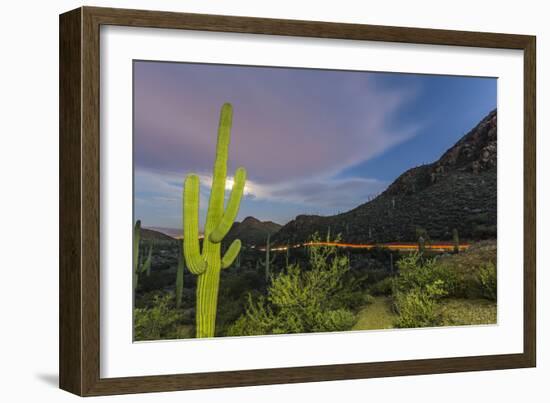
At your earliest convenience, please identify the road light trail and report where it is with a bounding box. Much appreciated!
[262,242,470,252]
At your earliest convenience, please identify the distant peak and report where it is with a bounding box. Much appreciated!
[241,216,261,224]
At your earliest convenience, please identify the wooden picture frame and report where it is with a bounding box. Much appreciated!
[59,6,536,396]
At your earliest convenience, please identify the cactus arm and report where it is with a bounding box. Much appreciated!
[221,239,241,269]
[204,103,232,235]
[209,167,247,243]
[183,174,207,275]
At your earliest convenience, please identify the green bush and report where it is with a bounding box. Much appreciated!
[227,234,357,336]
[134,294,182,341]
[394,288,440,328]
[477,263,497,301]
[315,308,356,332]
[332,270,372,309]
[395,253,458,296]
[393,254,452,328]
[394,279,447,328]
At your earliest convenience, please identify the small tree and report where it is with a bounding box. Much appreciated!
[134,294,182,341]
[228,233,356,336]
[393,253,454,329]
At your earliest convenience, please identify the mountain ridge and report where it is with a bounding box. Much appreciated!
[225,216,283,247]
[273,109,497,244]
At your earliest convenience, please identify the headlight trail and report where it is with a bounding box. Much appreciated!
[260,242,470,252]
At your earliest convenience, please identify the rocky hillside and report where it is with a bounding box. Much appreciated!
[225,216,282,247]
[273,110,497,244]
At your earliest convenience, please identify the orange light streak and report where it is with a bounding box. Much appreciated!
[261,242,470,252]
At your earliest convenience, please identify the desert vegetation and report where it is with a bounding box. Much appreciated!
[133,230,497,340]
[133,104,497,341]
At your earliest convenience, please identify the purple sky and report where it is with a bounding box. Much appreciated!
[133,61,496,229]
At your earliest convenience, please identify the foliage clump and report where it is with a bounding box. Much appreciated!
[393,253,452,328]
[392,252,497,328]
[134,294,190,340]
[476,262,497,301]
[228,234,359,336]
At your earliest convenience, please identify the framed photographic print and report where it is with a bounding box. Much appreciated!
[59,6,536,396]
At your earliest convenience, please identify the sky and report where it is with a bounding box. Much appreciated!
[133,61,496,230]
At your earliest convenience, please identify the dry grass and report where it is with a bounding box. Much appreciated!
[352,296,396,331]
[437,239,496,275]
[439,298,497,326]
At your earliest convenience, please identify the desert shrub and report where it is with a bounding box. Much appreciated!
[394,280,447,328]
[134,290,166,309]
[394,289,439,328]
[395,253,458,296]
[216,269,266,336]
[476,263,497,301]
[215,295,251,336]
[393,253,454,328]
[315,308,356,332]
[134,294,182,341]
[334,289,374,310]
[332,270,372,309]
[227,234,357,336]
[228,295,356,336]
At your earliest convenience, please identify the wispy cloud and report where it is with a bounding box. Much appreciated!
[135,168,387,228]
[134,63,419,183]
[133,62,422,227]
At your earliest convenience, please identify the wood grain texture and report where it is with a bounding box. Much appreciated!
[81,6,102,396]
[59,8,82,396]
[523,38,536,367]
[59,6,537,396]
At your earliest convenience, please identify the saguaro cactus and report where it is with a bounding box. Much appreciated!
[133,220,153,293]
[452,228,460,254]
[183,103,247,338]
[145,240,155,277]
[234,250,241,269]
[418,235,426,255]
[260,233,276,283]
